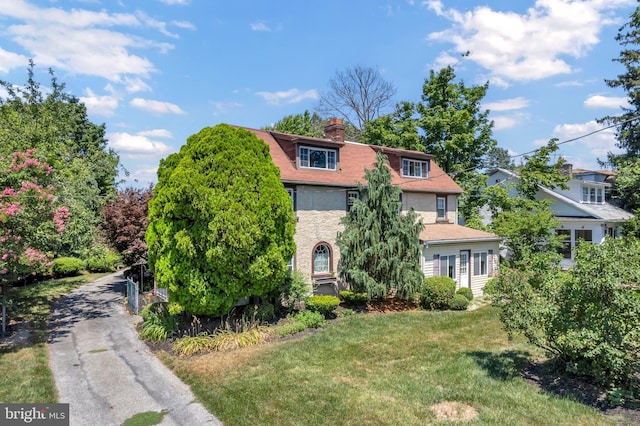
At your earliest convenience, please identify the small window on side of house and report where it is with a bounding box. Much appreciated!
[437,196,447,220]
[401,158,429,178]
[346,190,359,211]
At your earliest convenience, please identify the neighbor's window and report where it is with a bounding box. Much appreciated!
[437,196,447,220]
[313,243,331,274]
[473,252,488,276]
[299,146,336,170]
[401,158,429,178]
[556,229,571,259]
[574,229,592,243]
[582,186,604,204]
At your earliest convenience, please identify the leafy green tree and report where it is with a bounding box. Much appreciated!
[485,146,514,170]
[0,62,120,254]
[263,110,325,138]
[492,239,640,397]
[336,152,423,300]
[146,124,296,316]
[610,158,640,211]
[361,101,422,151]
[484,140,568,262]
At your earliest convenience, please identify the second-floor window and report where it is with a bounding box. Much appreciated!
[581,186,603,204]
[437,196,447,220]
[401,158,429,178]
[299,146,336,170]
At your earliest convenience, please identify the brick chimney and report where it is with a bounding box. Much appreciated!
[559,162,573,177]
[324,118,345,142]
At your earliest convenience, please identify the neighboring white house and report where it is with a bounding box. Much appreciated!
[243,119,500,296]
[487,166,634,268]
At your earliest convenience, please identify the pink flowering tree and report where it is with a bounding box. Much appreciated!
[0,150,69,334]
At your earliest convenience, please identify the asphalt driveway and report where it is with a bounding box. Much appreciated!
[48,272,222,426]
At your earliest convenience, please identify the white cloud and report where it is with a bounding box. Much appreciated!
[553,120,623,160]
[107,131,173,154]
[172,20,196,30]
[130,98,185,114]
[158,0,190,5]
[255,88,319,105]
[138,129,173,138]
[0,48,28,73]
[122,77,152,93]
[492,116,519,130]
[425,0,633,82]
[484,97,529,112]
[250,22,272,32]
[211,101,243,116]
[0,0,177,81]
[584,95,630,109]
[80,88,119,116]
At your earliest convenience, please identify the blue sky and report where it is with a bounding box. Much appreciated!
[0,0,636,187]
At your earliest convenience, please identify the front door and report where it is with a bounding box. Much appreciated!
[459,250,470,288]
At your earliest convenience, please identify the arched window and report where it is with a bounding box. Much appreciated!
[312,243,332,275]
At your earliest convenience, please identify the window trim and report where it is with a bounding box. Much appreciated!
[285,187,296,211]
[401,158,429,178]
[312,242,333,277]
[299,146,337,171]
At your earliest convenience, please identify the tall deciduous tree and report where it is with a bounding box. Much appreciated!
[146,124,296,316]
[102,186,153,266]
[363,66,496,222]
[316,65,397,140]
[336,152,424,300]
[0,61,120,255]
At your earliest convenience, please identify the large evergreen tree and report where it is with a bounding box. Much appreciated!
[146,124,296,316]
[599,5,640,211]
[0,62,120,254]
[336,152,423,300]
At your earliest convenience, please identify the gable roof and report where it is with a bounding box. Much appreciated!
[243,127,462,194]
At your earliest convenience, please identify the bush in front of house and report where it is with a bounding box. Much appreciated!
[83,245,121,272]
[339,290,368,306]
[456,287,474,301]
[139,302,178,342]
[483,277,499,296]
[449,294,469,310]
[277,310,326,337]
[305,295,340,316]
[52,257,85,277]
[421,276,456,310]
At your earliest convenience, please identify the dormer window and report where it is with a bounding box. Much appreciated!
[581,185,603,204]
[299,146,337,170]
[402,158,429,178]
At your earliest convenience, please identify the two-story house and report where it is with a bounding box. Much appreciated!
[243,119,499,296]
[487,166,633,268]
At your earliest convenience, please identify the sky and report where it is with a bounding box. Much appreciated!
[0,0,637,187]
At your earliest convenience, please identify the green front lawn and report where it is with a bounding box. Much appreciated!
[0,273,110,403]
[161,307,616,425]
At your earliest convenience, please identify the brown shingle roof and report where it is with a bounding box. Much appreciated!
[243,127,462,194]
[420,223,500,243]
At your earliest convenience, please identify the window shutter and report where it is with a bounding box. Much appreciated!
[433,255,439,276]
[488,249,493,275]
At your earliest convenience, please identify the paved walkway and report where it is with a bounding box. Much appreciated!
[48,272,222,426]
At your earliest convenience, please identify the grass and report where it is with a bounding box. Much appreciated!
[0,273,110,403]
[121,410,168,426]
[160,307,619,426]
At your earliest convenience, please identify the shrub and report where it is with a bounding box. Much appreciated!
[456,287,474,301]
[339,290,368,306]
[420,276,456,310]
[84,246,121,272]
[337,308,355,317]
[449,294,469,310]
[294,310,325,328]
[52,257,85,277]
[139,302,178,342]
[271,270,310,312]
[306,295,340,316]
[483,277,499,296]
[277,321,307,337]
[253,302,275,323]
